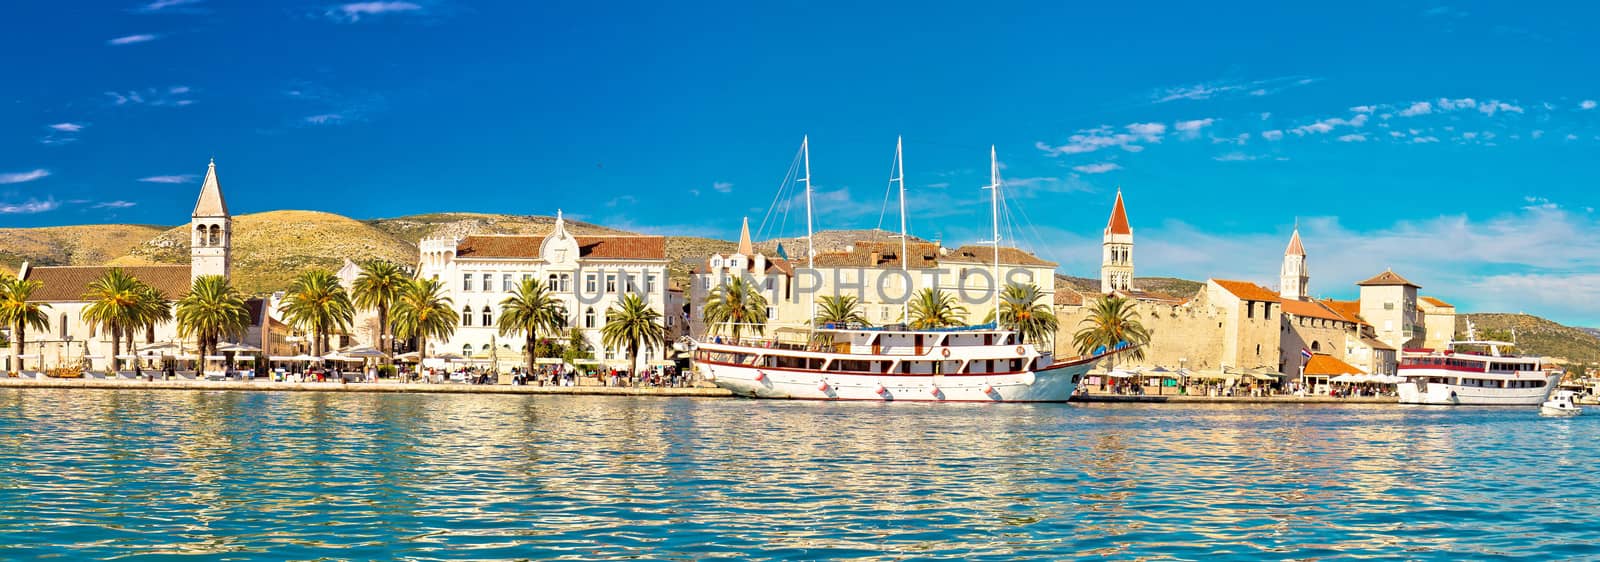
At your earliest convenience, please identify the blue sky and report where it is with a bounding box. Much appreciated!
[4,1,1600,324]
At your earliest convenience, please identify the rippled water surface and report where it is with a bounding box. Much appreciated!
[1,389,1597,560]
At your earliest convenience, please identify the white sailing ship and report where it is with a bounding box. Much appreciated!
[691,138,1122,402]
[1396,322,1562,406]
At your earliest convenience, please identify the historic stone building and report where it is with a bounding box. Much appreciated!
[12,160,287,373]
[415,211,672,368]
[1101,189,1134,293]
[1055,191,1449,382]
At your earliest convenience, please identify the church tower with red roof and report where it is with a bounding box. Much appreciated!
[1280,225,1309,301]
[1101,188,1134,293]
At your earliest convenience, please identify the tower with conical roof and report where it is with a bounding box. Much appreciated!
[1280,225,1308,301]
[1100,188,1134,293]
[190,158,231,280]
[737,217,754,256]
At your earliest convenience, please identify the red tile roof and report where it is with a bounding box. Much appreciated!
[1319,299,1368,326]
[942,245,1057,267]
[1420,296,1453,308]
[1211,279,1280,302]
[1105,190,1132,235]
[1285,229,1305,256]
[24,265,192,303]
[1303,354,1364,376]
[456,235,667,260]
[1054,289,1084,307]
[1356,270,1420,288]
[1360,336,1396,351]
[1280,298,1349,323]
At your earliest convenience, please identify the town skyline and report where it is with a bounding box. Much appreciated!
[4,1,1598,325]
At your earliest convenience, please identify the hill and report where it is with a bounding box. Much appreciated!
[0,224,169,274]
[1057,274,1205,297]
[366,212,626,245]
[112,211,417,295]
[759,229,929,255]
[1459,313,1600,365]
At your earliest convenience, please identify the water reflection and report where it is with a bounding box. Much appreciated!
[0,389,1596,560]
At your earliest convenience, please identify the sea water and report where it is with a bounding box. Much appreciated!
[0,389,1595,560]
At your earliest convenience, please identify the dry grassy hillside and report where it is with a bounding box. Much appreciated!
[1057,274,1205,297]
[1460,313,1600,365]
[0,224,169,273]
[367,212,625,245]
[114,211,417,295]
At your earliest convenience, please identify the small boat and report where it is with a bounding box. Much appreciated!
[1541,390,1583,417]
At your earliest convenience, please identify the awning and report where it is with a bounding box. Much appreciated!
[535,358,565,365]
[217,342,262,353]
[234,355,256,361]
[1105,369,1138,379]
[203,355,227,361]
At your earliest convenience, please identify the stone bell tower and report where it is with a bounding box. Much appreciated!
[190,158,232,281]
[1100,188,1134,293]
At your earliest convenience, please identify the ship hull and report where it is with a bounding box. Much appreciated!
[699,358,1098,402]
[1396,372,1561,406]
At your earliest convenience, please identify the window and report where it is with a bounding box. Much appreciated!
[463,273,473,292]
[482,306,493,327]
[523,274,532,284]
[481,273,493,292]
[462,306,473,326]
[645,274,656,293]
[560,274,571,292]
[605,274,617,293]
[765,277,775,291]
[195,225,207,246]
[1311,341,1321,352]
[463,344,472,356]
[586,274,598,293]
[766,306,775,320]
[503,274,514,292]
[549,274,559,291]
[1246,302,1255,319]
[584,307,596,328]
[60,314,68,338]
[1384,302,1395,310]
[208,225,220,246]
[1264,304,1272,321]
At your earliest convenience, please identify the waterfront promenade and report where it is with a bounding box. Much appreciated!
[0,377,1397,403]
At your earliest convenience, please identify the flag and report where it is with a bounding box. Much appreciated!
[775,243,788,260]
[1301,347,1313,359]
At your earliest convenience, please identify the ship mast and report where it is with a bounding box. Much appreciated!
[987,145,1001,326]
[802,135,816,326]
[895,136,909,325]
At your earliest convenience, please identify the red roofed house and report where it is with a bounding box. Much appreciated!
[416,211,671,370]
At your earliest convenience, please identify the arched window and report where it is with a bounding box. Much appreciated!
[1311,341,1321,352]
[584,307,596,328]
[462,343,472,356]
[548,274,559,290]
[462,306,473,326]
[482,306,492,327]
[60,314,68,338]
[195,225,207,246]
[481,344,491,351]
[560,274,571,292]
[208,224,220,246]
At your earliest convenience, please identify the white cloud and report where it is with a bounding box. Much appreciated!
[0,200,59,214]
[92,201,137,209]
[1411,136,1440,144]
[304,113,344,125]
[1581,100,1597,110]
[1213,152,1262,162]
[1072,162,1122,174]
[1568,134,1580,141]
[1337,134,1367,142]
[138,0,204,11]
[1151,76,1317,103]
[1479,101,1523,116]
[328,1,422,22]
[138,174,198,184]
[0,169,50,184]
[48,123,84,132]
[107,34,159,45]
[1462,132,1478,140]
[1436,98,1477,111]
[1290,113,1368,136]
[1350,105,1376,113]
[1262,130,1284,141]
[1174,118,1215,138]
[605,195,637,208]
[1037,123,1166,156]
[1399,101,1433,117]
[712,181,733,193]
[105,86,192,107]
[1532,130,1545,139]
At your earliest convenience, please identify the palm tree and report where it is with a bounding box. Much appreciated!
[279,269,355,357]
[81,268,148,372]
[1072,295,1150,367]
[497,277,566,374]
[175,275,251,367]
[601,293,665,377]
[812,294,870,346]
[391,277,457,370]
[701,276,767,343]
[126,283,172,357]
[984,283,1059,346]
[0,277,50,373]
[352,259,408,360]
[908,288,967,330]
